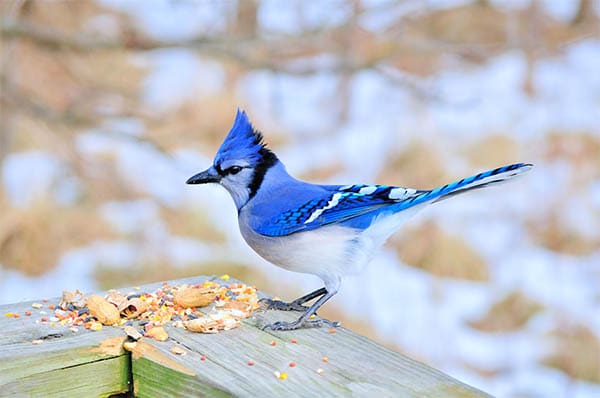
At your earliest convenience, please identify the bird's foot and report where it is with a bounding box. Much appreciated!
[262,318,341,331]
[259,297,307,312]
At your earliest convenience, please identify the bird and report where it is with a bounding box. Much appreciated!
[186,109,532,331]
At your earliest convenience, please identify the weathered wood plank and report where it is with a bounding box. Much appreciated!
[1,355,130,397]
[124,277,490,397]
[0,332,126,384]
[127,311,489,397]
[0,276,491,397]
[0,298,130,397]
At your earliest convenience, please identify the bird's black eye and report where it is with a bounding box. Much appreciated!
[227,166,243,175]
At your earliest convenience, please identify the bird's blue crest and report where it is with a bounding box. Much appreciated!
[214,109,270,167]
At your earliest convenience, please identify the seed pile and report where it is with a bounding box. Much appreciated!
[4,278,339,381]
[7,278,259,341]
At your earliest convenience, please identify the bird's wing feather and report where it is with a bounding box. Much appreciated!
[253,185,421,236]
[252,163,532,237]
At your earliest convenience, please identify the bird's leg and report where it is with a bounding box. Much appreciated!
[262,288,340,331]
[259,287,327,312]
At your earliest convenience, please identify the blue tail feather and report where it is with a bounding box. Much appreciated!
[395,162,533,211]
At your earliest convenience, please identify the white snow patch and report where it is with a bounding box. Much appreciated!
[2,151,81,207]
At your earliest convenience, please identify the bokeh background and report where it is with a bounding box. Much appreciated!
[1,0,599,396]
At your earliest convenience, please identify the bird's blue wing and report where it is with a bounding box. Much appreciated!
[253,162,532,237]
[254,185,421,236]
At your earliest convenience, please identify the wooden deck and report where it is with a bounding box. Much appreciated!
[0,276,491,397]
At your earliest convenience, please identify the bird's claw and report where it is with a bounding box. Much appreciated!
[259,297,307,312]
[262,318,341,331]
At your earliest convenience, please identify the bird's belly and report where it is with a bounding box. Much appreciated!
[240,225,367,279]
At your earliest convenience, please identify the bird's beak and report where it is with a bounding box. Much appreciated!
[186,166,221,185]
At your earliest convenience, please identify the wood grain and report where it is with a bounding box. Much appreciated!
[0,276,490,397]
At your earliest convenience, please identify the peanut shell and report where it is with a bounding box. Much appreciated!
[185,317,220,334]
[173,287,216,308]
[118,298,148,319]
[145,326,168,341]
[87,294,120,325]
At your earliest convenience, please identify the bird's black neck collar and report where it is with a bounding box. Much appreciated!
[247,148,278,201]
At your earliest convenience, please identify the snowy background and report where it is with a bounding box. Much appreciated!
[1,1,599,396]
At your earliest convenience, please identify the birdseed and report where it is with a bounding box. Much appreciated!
[14,280,259,342]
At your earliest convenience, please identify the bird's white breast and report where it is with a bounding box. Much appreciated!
[238,203,426,287]
[240,221,362,281]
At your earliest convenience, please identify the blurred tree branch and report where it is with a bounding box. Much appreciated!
[572,0,595,25]
[1,17,220,51]
[0,17,391,75]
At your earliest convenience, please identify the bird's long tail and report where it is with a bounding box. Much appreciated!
[397,163,533,210]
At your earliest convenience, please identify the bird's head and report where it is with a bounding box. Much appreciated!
[187,109,278,209]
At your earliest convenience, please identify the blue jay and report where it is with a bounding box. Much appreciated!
[187,110,532,331]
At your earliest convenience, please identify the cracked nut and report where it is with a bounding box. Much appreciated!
[123,325,143,341]
[118,298,148,319]
[173,287,216,308]
[87,294,120,325]
[184,317,220,334]
[145,326,168,341]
